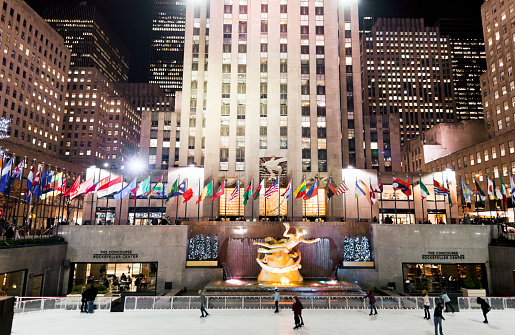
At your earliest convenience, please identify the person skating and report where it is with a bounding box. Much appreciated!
[80,285,87,313]
[273,288,280,313]
[83,282,98,313]
[433,301,445,335]
[292,296,302,329]
[199,290,209,318]
[365,289,377,315]
[423,290,430,320]
[441,290,454,313]
[476,297,491,324]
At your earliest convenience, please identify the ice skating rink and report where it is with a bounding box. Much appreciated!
[11,309,515,335]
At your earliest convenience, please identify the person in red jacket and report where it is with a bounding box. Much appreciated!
[292,296,303,329]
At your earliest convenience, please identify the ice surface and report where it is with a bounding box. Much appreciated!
[11,309,515,335]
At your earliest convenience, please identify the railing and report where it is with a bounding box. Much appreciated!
[124,296,441,311]
[14,297,112,314]
[458,297,515,310]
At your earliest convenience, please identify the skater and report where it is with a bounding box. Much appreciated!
[80,285,87,313]
[199,290,209,318]
[476,297,491,324]
[433,301,445,335]
[423,290,430,320]
[441,290,454,313]
[365,289,377,315]
[83,282,98,313]
[273,288,280,313]
[292,296,303,329]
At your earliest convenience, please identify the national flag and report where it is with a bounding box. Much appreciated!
[147,176,163,199]
[85,176,107,194]
[97,176,123,198]
[282,178,292,201]
[495,186,503,202]
[62,176,81,197]
[182,188,193,203]
[212,180,225,202]
[475,180,487,202]
[460,177,473,203]
[393,177,411,196]
[374,178,384,193]
[510,173,515,203]
[326,179,338,202]
[487,177,496,199]
[25,165,34,201]
[420,180,430,199]
[165,178,179,202]
[228,181,240,202]
[243,179,253,205]
[35,170,49,200]
[265,178,279,199]
[253,179,265,200]
[114,177,137,201]
[446,180,453,208]
[433,179,449,195]
[40,171,56,199]
[32,166,42,188]
[294,180,307,199]
[196,181,213,204]
[370,182,377,206]
[355,179,369,198]
[12,160,24,180]
[500,175,508,207]
[304,179,318,200]
[70,177,94,199]
[132,176,150,199]
[336,181,349,195]
[0,157,13,193]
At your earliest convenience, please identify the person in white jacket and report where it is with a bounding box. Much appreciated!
[423,290,430,319]
[441,290,454,313]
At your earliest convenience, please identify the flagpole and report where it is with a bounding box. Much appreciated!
[316,176,320,221]
[76,173,83,225]
[237,179,241,219]
[50,167,57,227]
[6,155,17,222]
[393,173,398,224]
[251,178,255,221]
[90,173,96,225]
[264,178,267,221]
[185,178,188,220]
[441,171,448,224]
[330,176,333,222]
[162,176,166,222]
[369,177,373,221]
[290,177,293,221]
[434,177,438,224]
[14,157,26,228]
[25,159,36,237]
[344,177,347,222]
[3,153,14,227]
[42,165,49,232]
[407,175,411,225]
[379,173,384,224]
[197,178,200,221]
[132,176,137,225]
[211,181,214,221]
[175,174,180,225]
[303,176,306,221]
[278,176,281,221]
[356,177,360,222]
[420,175,425,223]
[104,171,111,225]
[224,178,227,221]
[118,175,124,225]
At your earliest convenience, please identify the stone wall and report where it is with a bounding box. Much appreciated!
[488,244,515,296]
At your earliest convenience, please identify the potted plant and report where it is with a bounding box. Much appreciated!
[461,277,486,297]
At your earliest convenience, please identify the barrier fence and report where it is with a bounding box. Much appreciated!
[14,297,112,314]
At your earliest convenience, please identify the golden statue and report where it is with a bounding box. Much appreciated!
[253,222,320,283]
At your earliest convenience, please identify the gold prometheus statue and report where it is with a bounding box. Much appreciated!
[253,222,320,283]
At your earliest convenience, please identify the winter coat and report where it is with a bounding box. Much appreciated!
[273,292,280,301]
[366,292,376,304]
[434,305,444,318]
[200,293,206,306]
[292,301,302,316]
[83,286,98,302]
[423,295,430,306]
[441,293,450,303]
[477,297,490,313]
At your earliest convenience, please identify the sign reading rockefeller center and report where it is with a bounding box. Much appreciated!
[93,250,139,259]
[421,251,465,260]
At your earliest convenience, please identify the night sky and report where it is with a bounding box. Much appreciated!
[25,0,485,83]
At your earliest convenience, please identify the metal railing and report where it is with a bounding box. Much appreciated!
[14,297,112,314]
[124,295,441,311]
[458,297,515,310]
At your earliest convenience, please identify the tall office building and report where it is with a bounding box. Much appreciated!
[178,0,363,219]
[361,18,457,172]
[61,68,141,168]
[436,18,487,121]
[149,0,186,96]
[43,3,130,83]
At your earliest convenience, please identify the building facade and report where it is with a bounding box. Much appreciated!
[43,4,130,83]
[149,0,186,96]
[361,18,457,172]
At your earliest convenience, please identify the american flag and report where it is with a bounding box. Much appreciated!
[264,178,279,199]
[228,181,240,202]
[335,181,349,195]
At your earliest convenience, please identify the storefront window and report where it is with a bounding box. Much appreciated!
[0,270,26,296]
[72,262,158,294]
[402,263,486,294]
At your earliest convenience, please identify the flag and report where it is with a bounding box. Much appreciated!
[487,177,496,199]
[0,157,13,193]
[132,176,150,199]
[228,181,240,202]
[475,180,487,202]
[510,173,515,203]
[374,177,384,193]
[294,180,307,199]
[433,179,449,195]
[12,160,24,180]
[70,177,94,199]
[212,180,225,202]
[97,176,123,198]
[32,166,42,188]
[253,179,265,200]
[282,178,292,201]
[500,174,508,207]
[147,176,163,199]
[304,179,318,200]
[40,171,55,199]
[165,178,179,202]
[196,181,213,204]
[460,177,473,203]
[495,186,503,202]
[446,180,453,208]
[86,176,108,194]
[35,170,49,200]
[336,181,349,195]
[355,179,369,198]
[420,180,430,199]
[182,188,193,203]
[114,177,137,201]
[326,179,337,202]
[25,165,34,201]
[62,176,81,197]
[265,178,279,199]
[370,182,377,206]
[243,179,253,205]
[393,177,411,196]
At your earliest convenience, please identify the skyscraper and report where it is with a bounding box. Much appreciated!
[149,0,186,97]
[43,3,130,83]
[361,18,457,171]
[178,0,363,219]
